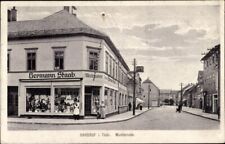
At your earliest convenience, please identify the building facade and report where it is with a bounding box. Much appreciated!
[191,71,204,109]
[160,89,178,105]
[201,44,220,113]
[141,78,160,107]
[8,7,130,118]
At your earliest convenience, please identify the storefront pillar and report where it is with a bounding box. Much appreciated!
[50,82,54,113]
[80,82,85,116]
[100,86,105,103]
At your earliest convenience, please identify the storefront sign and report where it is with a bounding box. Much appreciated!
[104,76,116,84]
[85,73,103,78]
[29,72,76,79]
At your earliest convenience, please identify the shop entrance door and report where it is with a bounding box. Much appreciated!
[8,86,18,116]
[213,95,218,113]
[85,94,92,115]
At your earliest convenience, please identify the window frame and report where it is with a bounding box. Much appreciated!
[87,48,100,71]
[52,47,66,71]
[25,48,38,71]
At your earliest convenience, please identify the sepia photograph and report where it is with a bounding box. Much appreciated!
[1,0,224,143]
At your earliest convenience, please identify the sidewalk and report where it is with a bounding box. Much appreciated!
[8,108,150,125]
[182,106,219,121]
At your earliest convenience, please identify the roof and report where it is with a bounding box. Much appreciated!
[143,78,153,84]
[142,78,159,90]
[8,10,130,71]
[201,44,220,61]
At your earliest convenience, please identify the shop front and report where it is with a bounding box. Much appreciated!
[19,79,83,117]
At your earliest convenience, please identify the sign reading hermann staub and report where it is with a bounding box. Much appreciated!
[29,72,76,79]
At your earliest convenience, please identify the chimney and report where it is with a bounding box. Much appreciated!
[63,6,70,12]
[11,7,17,21]
[63,6,77,16]
[8,9,11,22]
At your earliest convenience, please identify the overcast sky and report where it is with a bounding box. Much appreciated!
[13,5,220,90]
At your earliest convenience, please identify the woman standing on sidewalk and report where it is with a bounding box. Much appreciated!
[73,98,80,120]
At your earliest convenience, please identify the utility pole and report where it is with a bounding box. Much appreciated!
[148,84,150,109]
[133,58,136,115]
[180,83,183,103]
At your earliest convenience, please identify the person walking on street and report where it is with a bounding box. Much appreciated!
[177,101,183,113]
[128,102,132,111]
[73,98,80,120]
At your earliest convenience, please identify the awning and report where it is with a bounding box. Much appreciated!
[136,98,144,106]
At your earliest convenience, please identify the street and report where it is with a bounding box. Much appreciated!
[8,106,219,130]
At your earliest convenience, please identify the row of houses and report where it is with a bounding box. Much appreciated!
[179,44,220,114]
[7,7,148,118]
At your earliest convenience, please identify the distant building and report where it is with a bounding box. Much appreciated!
[160,89,178,105]
[141,78,160,107]
[201,44,220,113]
[192,71,204,109]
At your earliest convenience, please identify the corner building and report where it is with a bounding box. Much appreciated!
[7,8,130,118]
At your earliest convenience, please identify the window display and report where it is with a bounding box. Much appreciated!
[54,88,80,113]
[92,88,100,113]
[26,88,51,113]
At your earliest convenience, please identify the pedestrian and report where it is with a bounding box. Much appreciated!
[140,103,143,110]
[100,101,105,119]
[176,101,182,113]
[73,98,80,120]
[95,99,100,119]
[128,102,131,111]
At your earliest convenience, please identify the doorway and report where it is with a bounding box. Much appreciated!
[8,86,18,116]
[84,86,100,116]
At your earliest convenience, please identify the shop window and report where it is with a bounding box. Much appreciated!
[92,88,100,113]
[26,88,51,113]
[89,49,99,71]
[27,52,36,71]
[54,51,64,70]
[54,88,80,113]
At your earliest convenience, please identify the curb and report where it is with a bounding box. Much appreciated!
[182,110,220,122]
[8,109,151,125]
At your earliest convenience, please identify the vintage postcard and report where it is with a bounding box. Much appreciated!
[1,0,224,143]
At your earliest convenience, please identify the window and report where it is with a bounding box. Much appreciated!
[27,51,36,71]
[109,57,112,75]
[89,50,99,70]
[7,52,10,71]
[54,88,80,113]
[115,62,117,80]
[112,60,115,78]
[54,51,64,70]
[26,88,51,112]
[115,91,117,109]
[105,53,108,73]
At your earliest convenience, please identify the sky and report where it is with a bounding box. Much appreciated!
[12,4,220,90]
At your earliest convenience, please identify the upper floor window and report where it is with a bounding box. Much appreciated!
[112,60,115,78]
[105,53,108,73]
[25,48,37,71]
[7,49,11,71]
[89,49,100,70]
[52,47,66,70]
[115,62,117,80]
[54,51,64,70]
